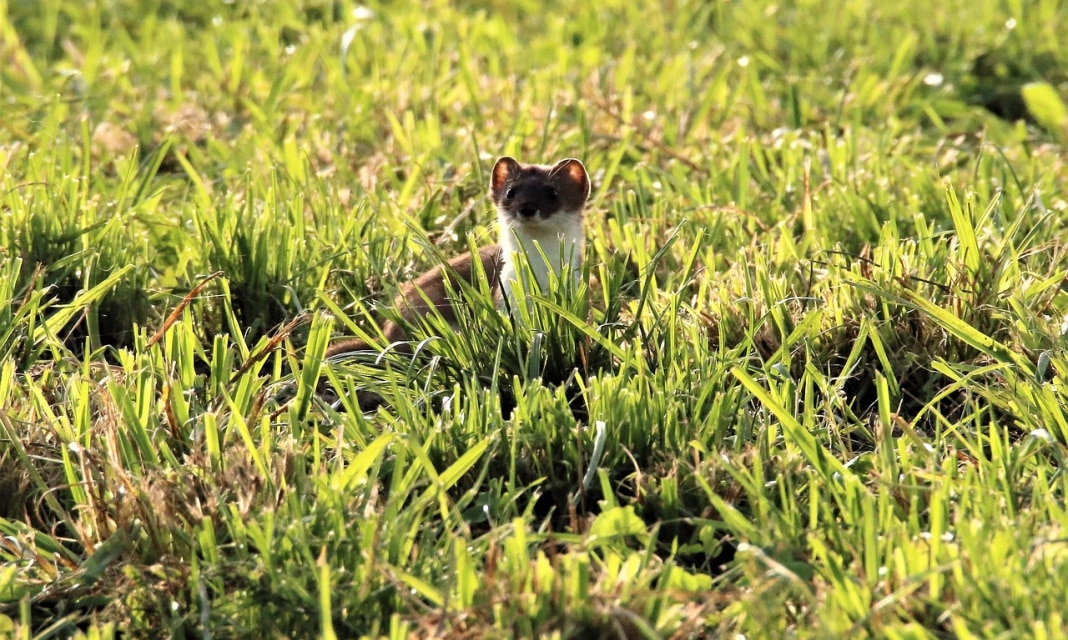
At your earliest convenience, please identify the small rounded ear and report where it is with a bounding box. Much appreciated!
[552,158,591,202]
[491,157,521,196]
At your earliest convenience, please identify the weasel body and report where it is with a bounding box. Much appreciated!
[325,156,590,358]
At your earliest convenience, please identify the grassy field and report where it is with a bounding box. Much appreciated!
[2,0,1068,637]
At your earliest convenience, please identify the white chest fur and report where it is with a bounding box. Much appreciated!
[497,210,584,311]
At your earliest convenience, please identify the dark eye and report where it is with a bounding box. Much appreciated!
[548,188,559,200]
[505,188,516,200]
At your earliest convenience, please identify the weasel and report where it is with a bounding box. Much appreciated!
[325,156,590,358]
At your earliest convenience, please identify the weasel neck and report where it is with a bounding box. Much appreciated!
[497,211,584,310]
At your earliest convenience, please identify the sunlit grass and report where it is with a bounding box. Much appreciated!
[1,0,1067,637]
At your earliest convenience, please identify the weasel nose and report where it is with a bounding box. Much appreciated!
[519,206,538,218]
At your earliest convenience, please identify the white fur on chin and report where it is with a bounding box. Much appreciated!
[497,208,584,311]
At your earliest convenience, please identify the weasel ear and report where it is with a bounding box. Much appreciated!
[491,157,521,197]
[551,158,591,202]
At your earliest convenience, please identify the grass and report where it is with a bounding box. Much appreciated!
[2,0,1068,637]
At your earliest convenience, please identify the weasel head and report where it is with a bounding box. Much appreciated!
[490,157,590,303]
[489,157,590,241]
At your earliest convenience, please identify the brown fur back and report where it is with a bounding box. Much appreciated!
[324,244,503,357]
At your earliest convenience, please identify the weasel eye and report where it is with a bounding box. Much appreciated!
[505,188,516,200]
[548,188,559,200]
